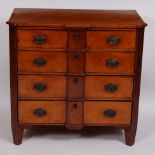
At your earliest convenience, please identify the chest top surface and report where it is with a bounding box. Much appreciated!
[7,8,147,28]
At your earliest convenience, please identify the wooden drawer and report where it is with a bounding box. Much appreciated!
[86,31,136,50]
[67,76,84,99]
[18,101,66,124]
[18,75,66,98]
[68,31,86,49]
[84,101,132,125]
[68,51,85,73]
[17,30,67,50]
[18,51,67,73]
[67,102,83,125]
[85,76,133,99]
[86,52,135,74]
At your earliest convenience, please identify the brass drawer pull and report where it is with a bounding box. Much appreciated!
[34,35,46,44]
[33,58,46,67]
[74,32,80,40]
[33,108,47,117]
[33,83,47,91]
[104,109,116,118]
[106,58,119,68]
[107,36,120,45]
[105,83,118,92]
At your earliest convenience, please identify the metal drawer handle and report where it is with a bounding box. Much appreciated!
[105,83,118,93]
[33,108,47,117]
[104,109,116,118]
[33,83,47,92]
[106,58,119,68]
[107,36,120,45]
[33,58,46,67]
[34,35,46,44]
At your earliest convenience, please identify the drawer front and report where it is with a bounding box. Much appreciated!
[67,76,84,99]
[18,75,66,98]
[67,102,83,125]
[68,31,86,49]
[84,101,132,125]
[86,31,136,50]
[68,51,85,73]
[86,52,135,74]
[85,76,133,99]
[17,30,67,50]
[18,101,66,124]
[18,52,67,73]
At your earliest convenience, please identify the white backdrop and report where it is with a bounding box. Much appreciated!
[0,0,154,154]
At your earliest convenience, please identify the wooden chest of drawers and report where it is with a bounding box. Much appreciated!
[7,8,147,145]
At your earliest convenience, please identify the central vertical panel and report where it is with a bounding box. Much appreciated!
[66,30,86,130]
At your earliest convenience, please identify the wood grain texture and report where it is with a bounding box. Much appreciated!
[7,9,147,28]
[84,101,132,125]
[18,75,66,98]
[9,26,24,145]
[68,51,85,73]
[18,101,66,124]
[67,76,84,99]
[86,51,135,74]
[85,76,133,99]
[17,30,67,50]
[67,102,83,125]
[68,31,86,48]
[87,31,136,50]
[18,51,67,73]
[7,9,147,145]
[124,28,145,146]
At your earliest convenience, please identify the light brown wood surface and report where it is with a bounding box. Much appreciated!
[85,76,133,99]
[84,101,132,125]
[68,51,85,73]
[7,8,147,145]
[7,9,147,28]
[87,31,136,50]
[67,102,83,125]
[18,51,67,73]
[67,76,84,99]
[18,101,66,124]
[18,75,66,98]
[17,30,67,50]
[86,51,135,74]
[68,31,86,48]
